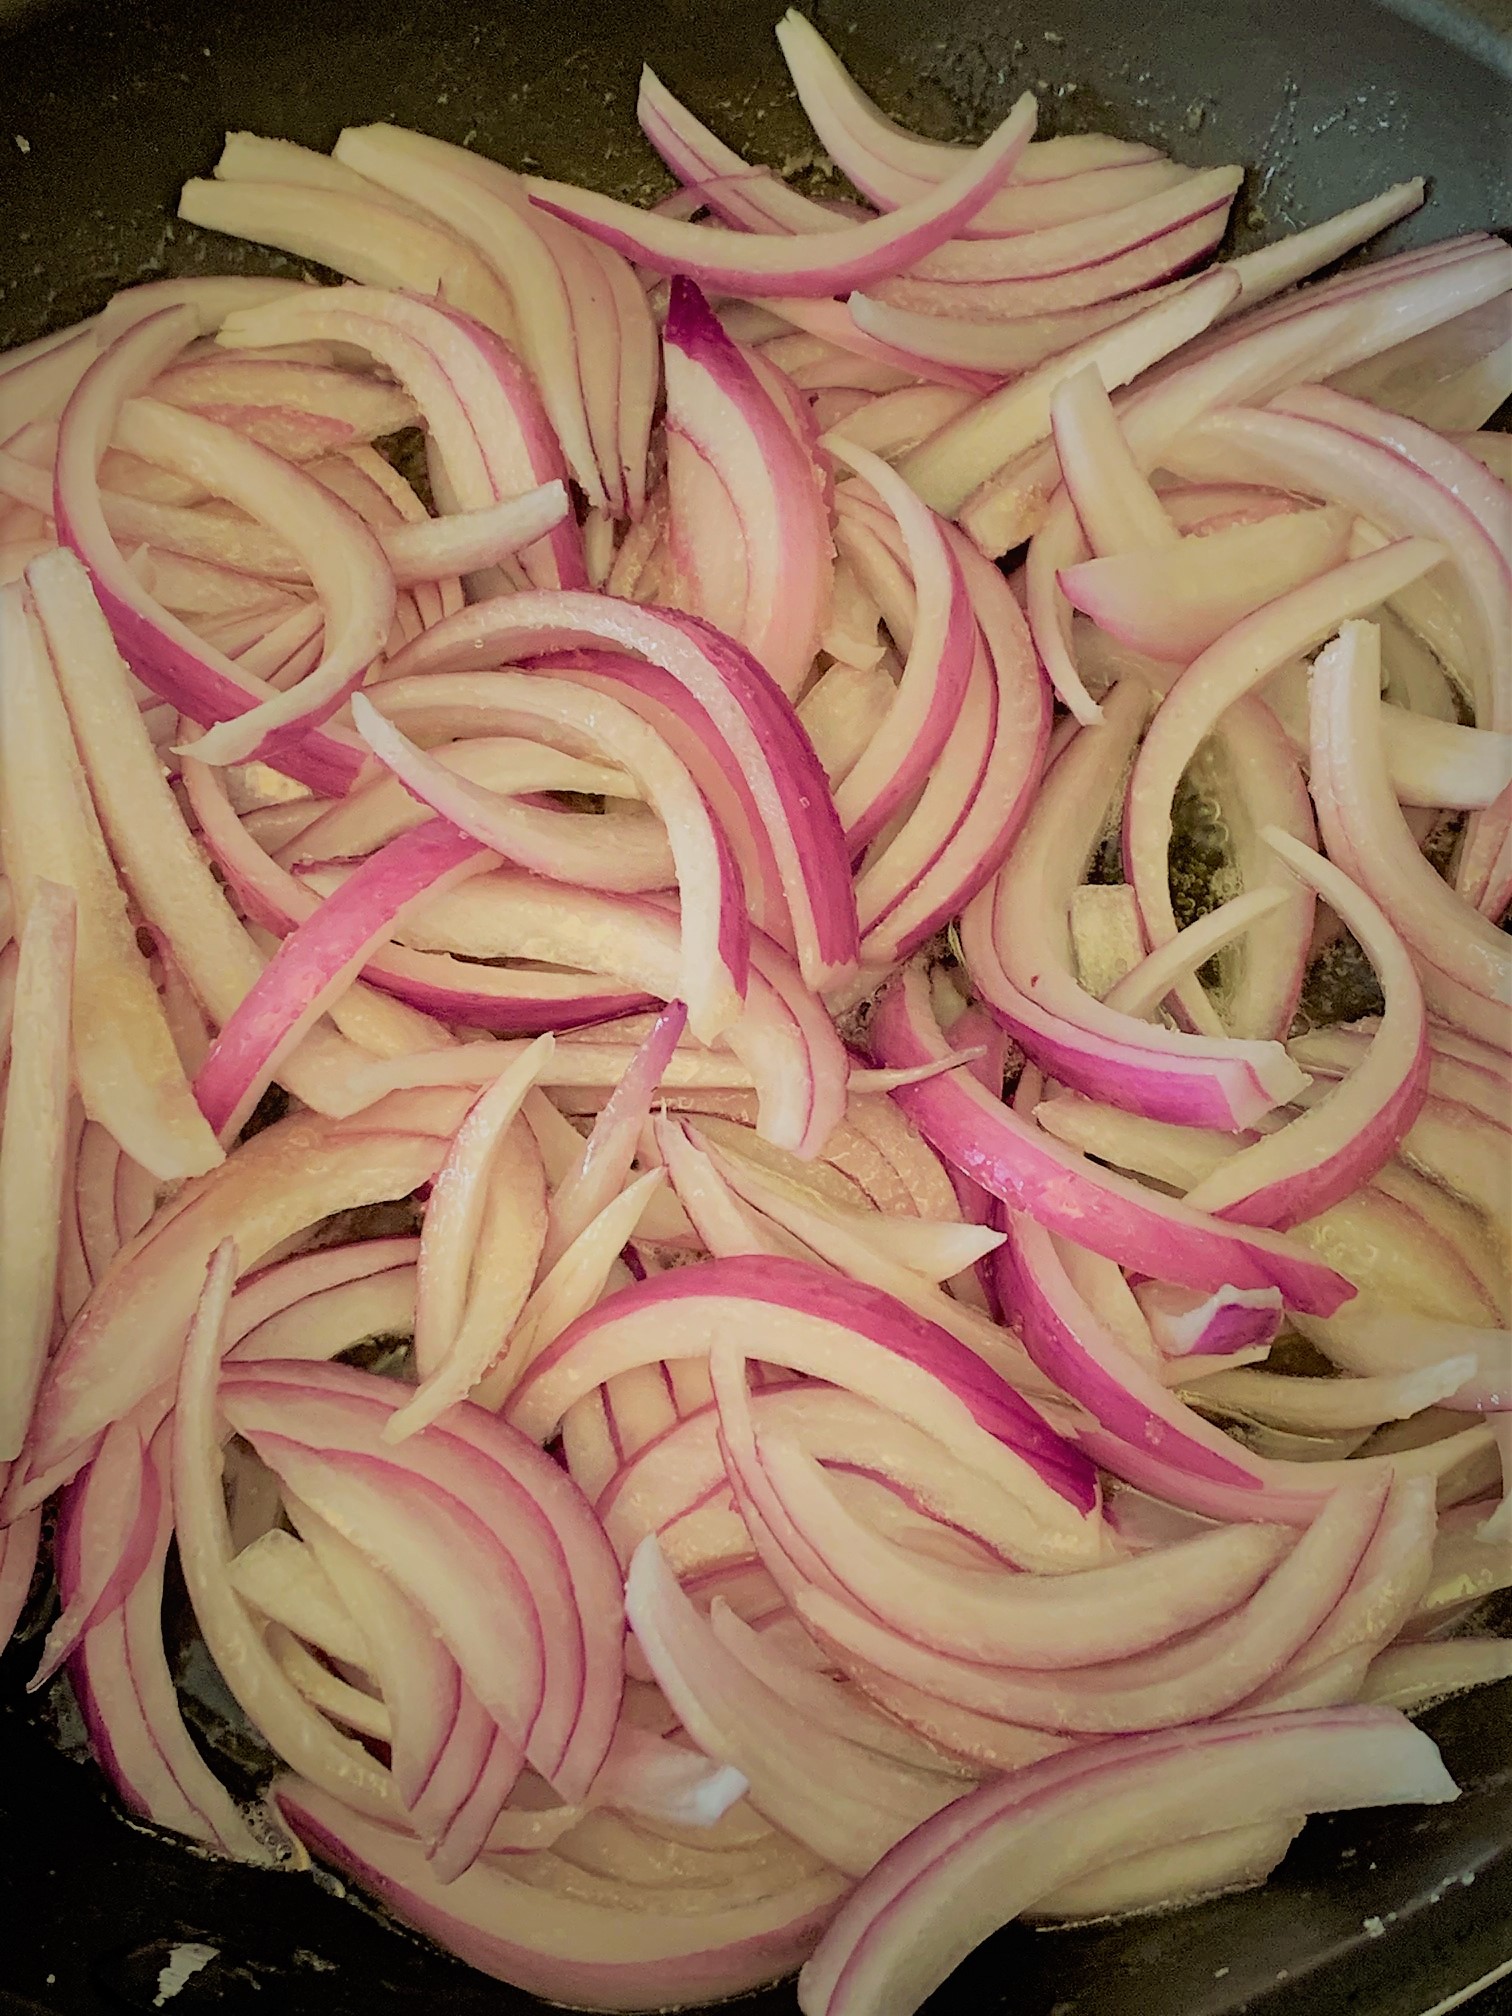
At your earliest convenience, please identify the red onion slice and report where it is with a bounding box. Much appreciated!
[1182,830,1429,1228]
[218,287,586,592]
[1310,620,1510,1040]
[899,269,1237,523]
[0,879,75,1462]
[965,681,1307,1128]
[353,676,749,1042]
[506,1251,1102,1539]
[871,965,1354,1313]
[52,311,366,792]
[663,278,833,700]
[1,583,223,1179]
[1124,540,1446,987]
[192,822,495,1141]
[382,592,859,993]
[524,95,1037,298]
[275,1771,847,2011]
[797,1704,1456,2016]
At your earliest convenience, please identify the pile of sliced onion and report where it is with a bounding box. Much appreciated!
[0,15,1506,2016]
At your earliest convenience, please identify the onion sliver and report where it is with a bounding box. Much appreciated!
[796,1704,1456,2016]
[193,822,496,1141]
[0,582,221,1179]
[870,964,1353,1313]
[523,95,1038,299]
[0,880,76,1460]
[381,592,858,994]
[505,1252,1102,1544]
[1181,830,1429,1228]
[663,279,833,701]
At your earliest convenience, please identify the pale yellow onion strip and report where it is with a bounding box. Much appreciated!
[386,1120,548,1443]
[386,1035,555,1442]
[473,1170,667,1411]
[27,547,371,1116]
[0,583,219,1180]
[0,880,75,1462]
[171,1239,397,1819]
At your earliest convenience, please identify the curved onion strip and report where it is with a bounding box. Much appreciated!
[898,271,1238,525]
[218,287,586,592]
[793,1475,1386,1733]
[224,1359,625,1800]
[353,675,748,1043]
[1181,831,1428,1228]
[823,444,975,853]
[394,1036,554,1431]
[0,585,220,1179]
[381,593,858,994]
[275,1771,846,2011]
[0,880,75,1461]
[53,310,364,794]
[1310,620,1510,1032]
[963,681,1308,1128]
[505,1253,1102,1543]
[10,1096,466,1513]
[1123,540,1446,975]
[192,823,495,1141]
[796,1705,1455,2016]
[663,279,833,700]
[544,1005,688,1270]
[871,965,1352,1313]
[172,1243,398,1820]
[522,95,1038,298]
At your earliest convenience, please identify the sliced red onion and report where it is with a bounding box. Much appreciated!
[797,1703,1456,2016]
[1180,831,1428,1228]
[1135,1281,1283,1362]
[1123,540,1447,988]
[1051,362,1177,557]
[24,548,371,1118]
[858,531,1050,965]
[1313,619,1510,1022]
[2,582,223,1180]
[391,1039,552,1439]
[628,1537,958,1876]
[506,1251,1102,1538]
[774,12,1154,213]
[352,677,749,1042]
[544,1005,688,1270]
[30,1412,164,1686]
[524,95,1038,299]
[663,278,832,700]
[62,1411,275,1857]
[12,1096,467,1512]
[192,822,495,1141]
[173,1244,399,1824]
[897,164,1242,288]
[1061,505,1352,661]
[51,309,364,793]
[960,240,1506,556]
[1363,1639,1512,1713]
[824,449,975,852]
[871,966,1352,1312]
[276,1771,847,2010]
[753,1429,1289,1670]
[963,681,1307,1128]
[224,1361,624,1802]
[0,879,75,1462]
[381,592,858,993]
[898,270,1238,521]
[219,287,586,592]
[795,1473,1386,1732]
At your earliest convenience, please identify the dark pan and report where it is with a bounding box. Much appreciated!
[0,0,1508,2010]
